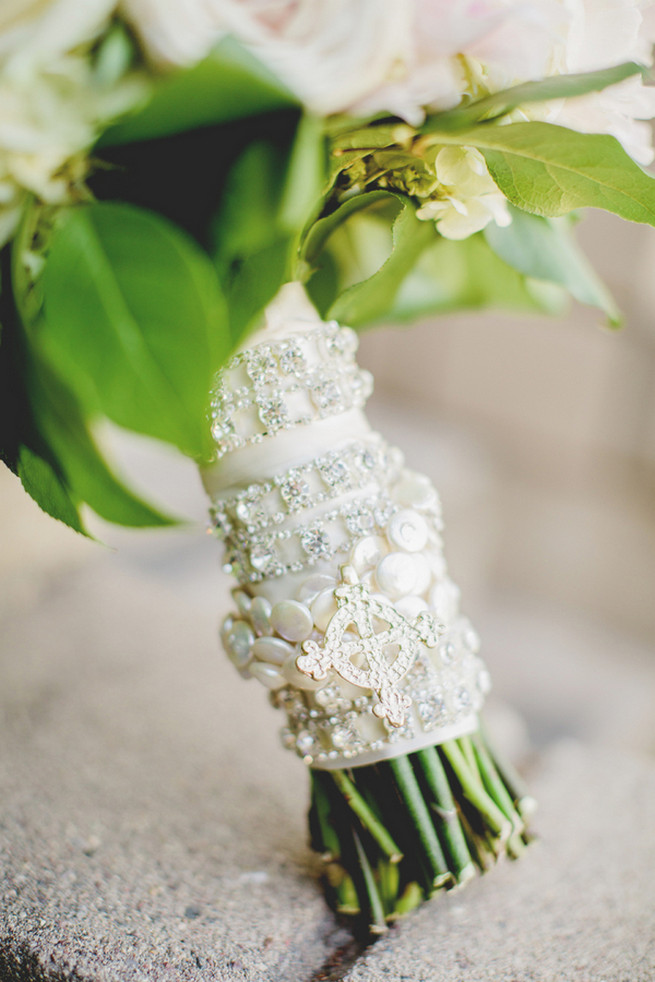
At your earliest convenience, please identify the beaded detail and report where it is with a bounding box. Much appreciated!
[218,491,398,583]
[209,322,373,458]
[209,437,401,535]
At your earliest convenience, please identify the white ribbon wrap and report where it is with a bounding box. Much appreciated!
[201,285,488,768]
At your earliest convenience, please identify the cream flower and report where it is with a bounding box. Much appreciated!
[0,0,146,248]
[122,0,655,163]
[122,0,411,117]
[416,147,511,240]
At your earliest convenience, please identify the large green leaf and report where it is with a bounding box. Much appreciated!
[484,206,621,325]
[300,190,396,270]
[100,37,297,146]
[39,202,230,461]
[212,114,327,336]
[2,206,181,531]
[429,122,655,224]
[388,232,566,323]
[423,62,646,132]
[16,445,87,534]
[27,354,176,527]
[328,201,437,326]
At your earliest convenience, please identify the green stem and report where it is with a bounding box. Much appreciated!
[469,733,526,858]
[330,769,403,863]
[352,830,387,935]
[311,771,342,860]
[386,755,452,891]
[478,720,538,820]
[414,747,476,882]
[441,739,511,844]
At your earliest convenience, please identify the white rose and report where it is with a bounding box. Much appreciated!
[0,0,145,248]
[0,0,116,68]
[554,0,655,164]
[122,0,414,117]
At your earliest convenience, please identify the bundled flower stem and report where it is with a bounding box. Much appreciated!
[310,731,533,934]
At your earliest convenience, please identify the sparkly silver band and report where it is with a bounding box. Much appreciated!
[209,437,400,535]
[209,322,373,459]
[219,491,398,583]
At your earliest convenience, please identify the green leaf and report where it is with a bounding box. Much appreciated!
[27,355,177,527]
[388,232,565,323]
[213,141,287,263]
[221,236,291,339]
[212,114,327,335]
[16,445,87,535]
[278,113,327,233]
[423,62,646,132]
[429,122,655,225]
[39,202,230,461]
[301,190,396,270]
[327,200,437,326]
[100,37,297,146]
[484,206,621,325]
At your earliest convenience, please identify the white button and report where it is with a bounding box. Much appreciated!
[252,636,294,666]
[250,596,272,636]
[375,552,419,600]
[396,595,430,619]
[296,573,337,604]
[351,535,389,573]
[311,589,338,631]
[271,600,313,642]
[387,510,428,552]
[250,662,286,689]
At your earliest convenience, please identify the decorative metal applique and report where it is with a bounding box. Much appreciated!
[296,567,441,726]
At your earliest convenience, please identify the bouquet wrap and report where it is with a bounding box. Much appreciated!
[202,285,532,931]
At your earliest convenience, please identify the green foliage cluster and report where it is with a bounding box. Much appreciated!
[0,40,653,533]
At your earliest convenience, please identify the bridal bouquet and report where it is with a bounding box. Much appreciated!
[2,0,655,934]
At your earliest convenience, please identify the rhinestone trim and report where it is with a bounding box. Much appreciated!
[218,491,398,583]
[209,322,373,458]
[209,438,400,537]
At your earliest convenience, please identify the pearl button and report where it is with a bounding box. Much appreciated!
[296,573,336,604]
[387,510,428,552]
[250,661,286,690]
[232,589,252,616]
[350,535,389,573]
[375,552,419,600]
[252,636,294,666]
[250,596,272,636]
[395,595,429,619]
[270,600,313,642]
[223,620,255,669]
[311,588,338,631]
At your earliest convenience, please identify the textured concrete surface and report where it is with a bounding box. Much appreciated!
[0,561,349,982]
[344,742,655,982]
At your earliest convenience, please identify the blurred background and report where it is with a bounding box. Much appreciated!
[1,208,654,760]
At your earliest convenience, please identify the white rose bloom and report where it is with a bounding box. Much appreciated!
[416,147,511,240]
[124,0,655,163]
[553,0,655,164]
[122,0,413,117]
[0,0,148,248]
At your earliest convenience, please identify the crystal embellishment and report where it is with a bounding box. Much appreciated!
[297,569,441,726]
[208,322,373,458]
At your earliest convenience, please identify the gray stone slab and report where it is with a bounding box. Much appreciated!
[343,741,655,982]
[0,561,348,982]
